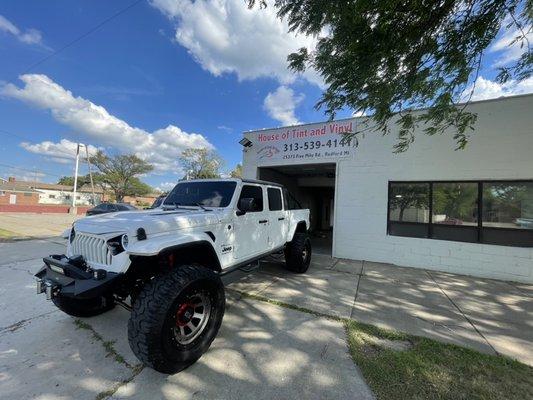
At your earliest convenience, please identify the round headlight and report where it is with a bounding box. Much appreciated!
[69,227,76,243]
[121,234,129,249]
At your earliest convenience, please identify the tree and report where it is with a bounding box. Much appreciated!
[90,151,154,202]
[179,148,222,179]
[390,184,429,222]
[57,174,103,190]
[229,163,243,178]
[433,183,478,222]
[249,0,531,151]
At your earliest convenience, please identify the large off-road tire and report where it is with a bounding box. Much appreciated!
[285,232,312,273]
[128,265,225,374]
[52,294,115,318]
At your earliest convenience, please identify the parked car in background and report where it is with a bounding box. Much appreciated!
[149,194,166,209]
[86,203,137,216]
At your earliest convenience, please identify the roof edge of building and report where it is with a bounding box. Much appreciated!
[244,92,533,134]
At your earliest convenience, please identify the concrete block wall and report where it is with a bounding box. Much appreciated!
[333,95,533,283]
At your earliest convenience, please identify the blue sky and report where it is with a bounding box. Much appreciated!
[0,0,531,191]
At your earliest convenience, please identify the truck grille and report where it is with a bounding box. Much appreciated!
[71,233,112,266]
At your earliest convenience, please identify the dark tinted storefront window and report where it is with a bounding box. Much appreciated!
[482,182,533,229]
[389,183,430,223]
[433,182,478,226]
[388,181,533,247]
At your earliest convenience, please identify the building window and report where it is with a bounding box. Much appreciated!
[267,187,282,211]
[49,194,56,199]
[0,191,5,196]
[388,181,533,247]
[388,183,429,238]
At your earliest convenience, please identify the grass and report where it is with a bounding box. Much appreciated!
[233,289,533,400]
[345,319,533,400]
[0,228,18,240]
[74,319,130,368]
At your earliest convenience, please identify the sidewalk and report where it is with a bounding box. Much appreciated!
[229,254,533,366]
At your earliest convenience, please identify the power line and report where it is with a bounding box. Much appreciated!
[17,0,146,78]
[0,162,65,179]
[0,128,34,142]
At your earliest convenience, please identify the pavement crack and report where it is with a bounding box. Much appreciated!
[94,364,144,400]
[349,261,364,320]
[74,319,135,370]
[0,310,58,333]
[425,270,499,355]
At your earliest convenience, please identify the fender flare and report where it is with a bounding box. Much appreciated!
[126,232,221,271]
[288,221,308,242]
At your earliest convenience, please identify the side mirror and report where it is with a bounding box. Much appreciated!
[237,197,255,216]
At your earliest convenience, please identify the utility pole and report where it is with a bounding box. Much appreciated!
[83,144,96,205]
[71,143,80,213]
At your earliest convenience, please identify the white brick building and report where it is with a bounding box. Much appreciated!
[242,94,533,283]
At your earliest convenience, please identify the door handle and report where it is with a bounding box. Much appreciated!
[278,217,285,221]
[259,220,268,224]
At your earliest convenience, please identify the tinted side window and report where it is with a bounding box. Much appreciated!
[284,189,301,210]
[267,188,282,211]
[239,185,263,212]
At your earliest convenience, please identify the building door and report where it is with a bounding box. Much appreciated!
[9,194,16,204]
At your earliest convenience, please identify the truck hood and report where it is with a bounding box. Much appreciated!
[74,208,222,236]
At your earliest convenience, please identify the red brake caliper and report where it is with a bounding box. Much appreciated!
[175,303,195,327]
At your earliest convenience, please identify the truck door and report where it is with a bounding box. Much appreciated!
[266,186,287,249]
[233,184,268,260]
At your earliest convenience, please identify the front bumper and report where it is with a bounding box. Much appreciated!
[35,255,120,300]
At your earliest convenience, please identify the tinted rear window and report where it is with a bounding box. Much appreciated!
[268,188,283,211]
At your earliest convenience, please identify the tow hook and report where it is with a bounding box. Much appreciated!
[36,278,57,300]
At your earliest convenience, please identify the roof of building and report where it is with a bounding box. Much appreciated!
[0,182,39,193]
[0,179,104,194]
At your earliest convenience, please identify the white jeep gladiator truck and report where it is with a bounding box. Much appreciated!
[35,179,311,373]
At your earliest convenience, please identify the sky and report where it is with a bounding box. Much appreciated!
[0,0,531,191]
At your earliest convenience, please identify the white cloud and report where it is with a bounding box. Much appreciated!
[0,14,43,45]
[489,26,533,68]
[217,125,233,133]
[1,170,47,182]
[463,76,533,102]
[20,139,99,164]
[155,181,177,192]
[263,85,304,125]
[1,74,213,172]
[150,0,322,86]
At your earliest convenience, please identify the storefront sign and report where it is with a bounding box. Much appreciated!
[248,119,357,165]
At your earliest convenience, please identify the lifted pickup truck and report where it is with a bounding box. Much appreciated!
[35,179,311,373]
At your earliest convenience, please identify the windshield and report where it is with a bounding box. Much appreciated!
[163,181,237,208]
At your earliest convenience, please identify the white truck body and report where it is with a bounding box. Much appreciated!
[67,179,310,274]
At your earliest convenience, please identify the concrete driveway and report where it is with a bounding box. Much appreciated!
[1,239,532,399]
[0,239,373,400]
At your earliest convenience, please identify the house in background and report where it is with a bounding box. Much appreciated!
[0,177,103,206]
[0,179,40,206]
